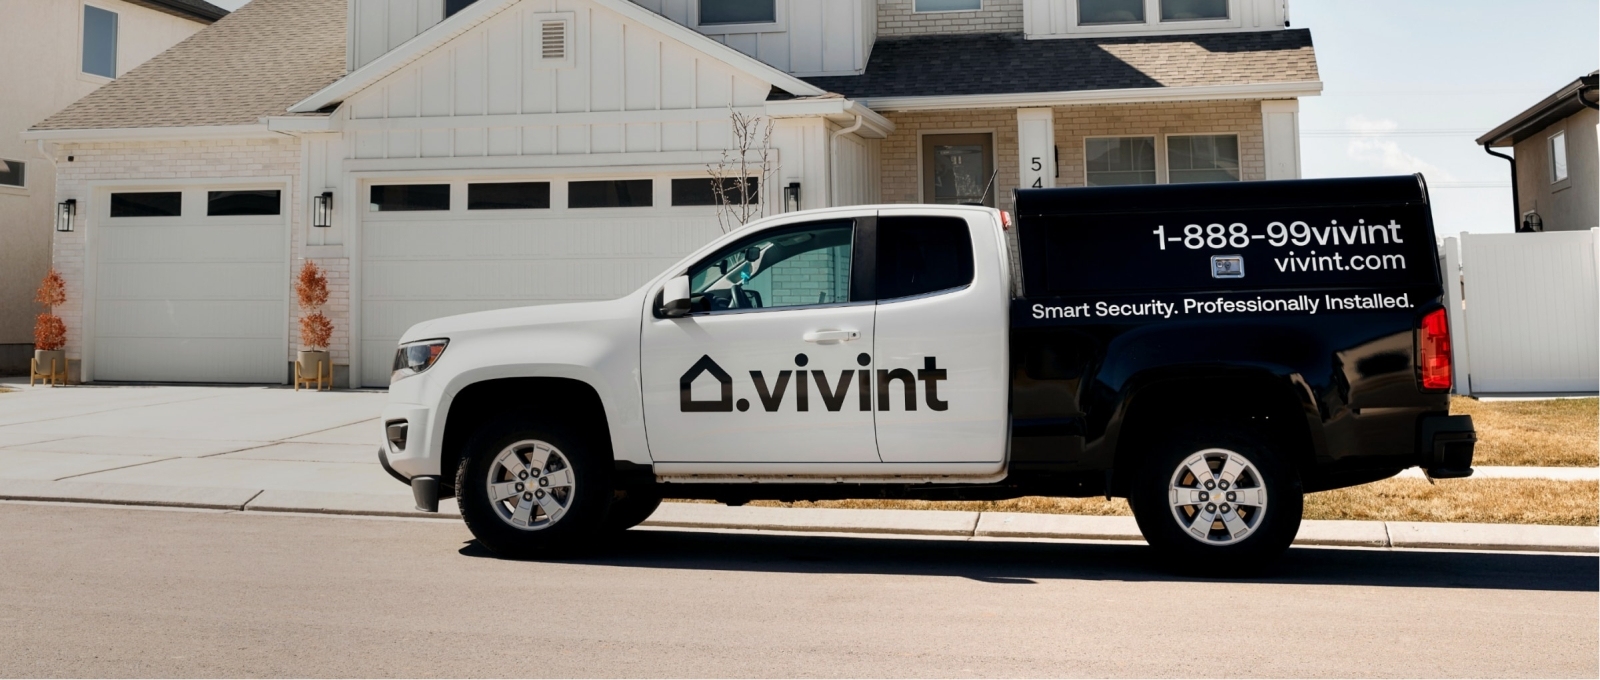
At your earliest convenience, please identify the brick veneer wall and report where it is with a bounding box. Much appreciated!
[48,137,352,380]
[1054,100,1266,185]
[879,100,1266,210]
[877,0,1024,36]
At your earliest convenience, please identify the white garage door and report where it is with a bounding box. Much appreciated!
[93,187,287,383]
[359,178,726,386]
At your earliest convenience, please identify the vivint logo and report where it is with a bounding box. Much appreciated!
[680,353,948,413]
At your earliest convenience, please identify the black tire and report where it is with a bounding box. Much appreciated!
[1129,425,1302,575]
[456,416,612,558]
[603,489,664,532]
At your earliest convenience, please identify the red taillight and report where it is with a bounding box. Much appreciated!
[1000,210,1013,231]
[1419,308,1452,391]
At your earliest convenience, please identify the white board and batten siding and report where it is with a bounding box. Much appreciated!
[349,0,446,71]
[343,0,777,160]
[90,185,289,384]
[629,0,873,77]
[1446,230,1599,395]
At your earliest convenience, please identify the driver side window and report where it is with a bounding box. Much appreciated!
[687,222,854,313]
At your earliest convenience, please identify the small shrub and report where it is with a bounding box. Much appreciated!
[34,313,66,351]
[33,269,67,351]
[294,261,333,351]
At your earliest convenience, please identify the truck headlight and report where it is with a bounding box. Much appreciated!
[391,339,448,384]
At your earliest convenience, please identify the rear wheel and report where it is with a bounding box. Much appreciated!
[1130,426,1302,574]
[456,417,612,558]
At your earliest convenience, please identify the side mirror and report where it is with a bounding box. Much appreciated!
[661,275,692,318]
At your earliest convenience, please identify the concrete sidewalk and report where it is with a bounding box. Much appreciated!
[0,381,1594,554]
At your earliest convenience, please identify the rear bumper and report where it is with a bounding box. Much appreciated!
[1418,414,1476,478]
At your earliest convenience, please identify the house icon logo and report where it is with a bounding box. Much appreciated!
[680,355,733,412]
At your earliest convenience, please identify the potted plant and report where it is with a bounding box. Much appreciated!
[32,269,68,386]
[294,260,335,391]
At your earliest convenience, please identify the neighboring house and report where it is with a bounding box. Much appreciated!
[0,0,224,374]
[1476,71,1598,233]
[25,0,1320,387]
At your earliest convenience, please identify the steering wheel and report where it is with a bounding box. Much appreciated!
[736,287,764,309]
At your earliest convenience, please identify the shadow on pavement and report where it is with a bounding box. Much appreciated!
[458,529,1598,593]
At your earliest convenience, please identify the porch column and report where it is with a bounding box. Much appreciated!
[1017,107,1056,191]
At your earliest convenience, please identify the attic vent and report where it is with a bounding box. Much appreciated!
[541,20,565,60]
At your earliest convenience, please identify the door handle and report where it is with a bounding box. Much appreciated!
[803,329,859,343]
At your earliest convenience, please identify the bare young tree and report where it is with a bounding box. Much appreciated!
[707,107,778,233]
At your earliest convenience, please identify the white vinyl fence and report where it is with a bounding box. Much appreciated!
[1443,229,1600,396]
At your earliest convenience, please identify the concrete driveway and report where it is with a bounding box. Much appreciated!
[0,379,420,513]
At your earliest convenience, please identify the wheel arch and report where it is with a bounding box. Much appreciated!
[440,377,614,495]
[1106,368,1321,497]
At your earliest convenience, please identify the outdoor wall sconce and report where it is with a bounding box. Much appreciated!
[784,182,801,213]
[55,199,75,232]
[313,191,333,228]
[1520,211,1543,233]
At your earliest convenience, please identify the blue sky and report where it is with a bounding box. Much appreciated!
[212,0,1597,234]
[1294,0,1597,235]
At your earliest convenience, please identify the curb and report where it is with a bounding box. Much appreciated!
[1,480,1594,553]
[639,503,1597,553]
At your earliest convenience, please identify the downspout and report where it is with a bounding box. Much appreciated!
[828,114,865,208]
[1578,84,1598,110]
[1483,144,1518,231]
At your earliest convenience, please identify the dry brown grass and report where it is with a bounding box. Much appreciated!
[1452,396,1597,466]
[670,478,1598,527]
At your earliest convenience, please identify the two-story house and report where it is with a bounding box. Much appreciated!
[1476,71,1598,233]
[1,0,224,374]
[25,0,1319,387]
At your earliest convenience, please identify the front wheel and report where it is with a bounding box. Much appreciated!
[456,417,612,558]
[1130,427,1302,574]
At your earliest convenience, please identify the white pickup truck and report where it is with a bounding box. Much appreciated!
[380,177,1471,571]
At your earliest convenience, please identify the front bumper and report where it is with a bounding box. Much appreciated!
[1418,414,1476,479]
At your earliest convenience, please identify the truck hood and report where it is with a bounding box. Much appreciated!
[397,295,642,344]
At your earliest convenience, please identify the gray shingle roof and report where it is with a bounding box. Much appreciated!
[803,29,1318,100]
[32,0,346,131]
[127,0,229,23]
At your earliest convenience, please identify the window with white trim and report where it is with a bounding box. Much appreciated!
[1085,137,1157,186]
[82,5,117,78]
[0,160,24,188]
[1077,0,1232,27]
[1161,0,1227,21]
[1167,134,1240,183]
[1550,131,1569,183]
[915,0,982,12]
[700,0,776,25]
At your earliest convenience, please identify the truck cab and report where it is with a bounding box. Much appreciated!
[380,175,1474,572]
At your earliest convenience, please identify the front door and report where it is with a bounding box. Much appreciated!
[641,219,881,464]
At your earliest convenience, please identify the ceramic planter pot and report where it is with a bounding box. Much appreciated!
[297,350,330,376]
[34,349,65,371]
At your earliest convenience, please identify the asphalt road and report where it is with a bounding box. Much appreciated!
[0,502,1594,678]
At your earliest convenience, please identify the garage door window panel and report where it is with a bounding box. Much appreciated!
[110,192,181,218]
[671,177,758,206]
[468,182,550,210]
[207,190,281,216]
[687,222,854,313]
[371,184,450,212]
[569,179,652,208]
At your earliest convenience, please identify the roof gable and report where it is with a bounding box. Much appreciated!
[290,0,823,114]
